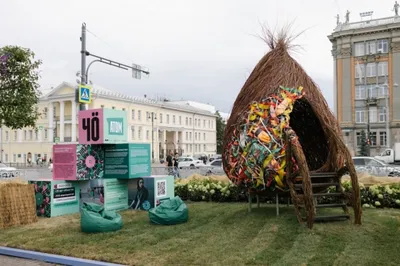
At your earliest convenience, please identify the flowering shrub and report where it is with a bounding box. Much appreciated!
[175,179,400,209]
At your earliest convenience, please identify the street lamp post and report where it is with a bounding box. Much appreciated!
[148,112,156,163]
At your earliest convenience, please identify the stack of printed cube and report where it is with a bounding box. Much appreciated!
[29,108,174,218]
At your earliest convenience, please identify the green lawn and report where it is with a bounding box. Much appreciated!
[0,203,399,266]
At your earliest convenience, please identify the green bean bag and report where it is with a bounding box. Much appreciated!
[81,202,123,233]
[148,196,188,225]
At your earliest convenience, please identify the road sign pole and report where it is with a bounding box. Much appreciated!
[79,23,88,111]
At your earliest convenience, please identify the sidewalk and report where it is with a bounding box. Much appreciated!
[0,255,55,266]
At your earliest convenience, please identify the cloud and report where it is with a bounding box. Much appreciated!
[0,0,393,113]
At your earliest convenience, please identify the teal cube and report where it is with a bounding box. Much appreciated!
[29,180,80,218]
[78,108,128,144]
[104,143,151,179]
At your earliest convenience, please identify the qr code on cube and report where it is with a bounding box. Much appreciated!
[157,180,167,197]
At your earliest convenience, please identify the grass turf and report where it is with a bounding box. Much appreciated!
[0,202,399,266]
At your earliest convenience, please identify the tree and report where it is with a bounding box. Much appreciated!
[358,129,370,156]
[215,111,226,154]
[0,46,42,129]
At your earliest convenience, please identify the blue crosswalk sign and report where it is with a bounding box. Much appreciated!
[78,85,92,104]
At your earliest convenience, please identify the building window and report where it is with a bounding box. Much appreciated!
[53,107,56,118]
[204,144,206,152]
[377,39,389,53]
[379,132,387,146]
[367,85,379,98]
[194,119,197,127]
[5,131,8,141]
[369,107,378,123]
[146,130,150,140]
[195,132,197,141]
[160,113,163,123]
[366,63,376,77]
[131,126,135,140]
[138,127,142,140]
[355,86,366,99]
[370,132,377,146]
[173,115,176,124]
[198,119,201,127]
[208,120,211,128]
[189,118,192,126]
[354,42,365,56]
[13,154,16,162]
[379,107,387,122]
[190,132,192,140]
[366,41,376,54]
[166,114,170,124]
[131,109,135,120]
[185,117,188,126]
[44,107,48,119]
[378,86,388,98]
[35,129,38,140]
[179,116,182,125]
[14,131,17,141]
[138,110,142,121]
[378,62,388,76]
[203,133,206,141]
[146,112,150,122]
[29,130,33,140]
[356,110,366,123]
[24,130,27,140]
[44,129,48,139]
[203,120,206,128]
[355,63,365,78]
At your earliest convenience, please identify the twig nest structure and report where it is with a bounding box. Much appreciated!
[222,28,362,225]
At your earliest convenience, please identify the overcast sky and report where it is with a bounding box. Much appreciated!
[1,0,397,113]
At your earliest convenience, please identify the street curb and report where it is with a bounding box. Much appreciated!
[0,246,125,266]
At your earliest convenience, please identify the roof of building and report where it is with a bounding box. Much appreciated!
[330,16,400,36]
[40,82,217,117]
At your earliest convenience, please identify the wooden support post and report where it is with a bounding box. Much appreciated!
[256,194,260,208]
[248,192,252,213]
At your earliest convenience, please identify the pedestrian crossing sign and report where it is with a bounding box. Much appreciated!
[78,85,92,104]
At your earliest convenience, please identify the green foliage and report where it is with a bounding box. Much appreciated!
[175,178,400,209]
[215,111,226,154]
[0,46,42,129]
[358,129,369,156]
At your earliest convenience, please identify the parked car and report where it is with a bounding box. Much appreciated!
[0,163,17,178]
[352,156,400,177]
[209,154,222,162]
[177,156,205,169]
[204,159,225,175]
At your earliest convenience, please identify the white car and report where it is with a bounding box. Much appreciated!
[177,157,205,169]
[0,163,17,178]
[353,156,400,177]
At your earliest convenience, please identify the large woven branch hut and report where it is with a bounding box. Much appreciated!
[222,29,362,227]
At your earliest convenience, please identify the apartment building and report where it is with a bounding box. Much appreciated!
[328,12,400,156]
[0,82,217,163]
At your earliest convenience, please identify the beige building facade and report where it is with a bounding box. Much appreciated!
[0,82,217,164]
[328,14,400,156]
